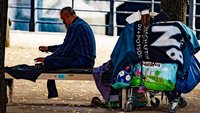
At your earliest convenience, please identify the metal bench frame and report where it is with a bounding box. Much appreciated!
[5,68,93,102]
[5,68,128,110]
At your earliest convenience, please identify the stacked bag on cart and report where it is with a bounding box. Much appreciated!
[176,55,200,93]
[132,62,178,91]
[110,20,200,93]
[112,62,178,91]
[93,12,200,104]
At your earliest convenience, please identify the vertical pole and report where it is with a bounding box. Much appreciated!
[0,0,8,112]
[189,0,196,31]
[36,0,43,31]
[72,0,74,9]
[35,0,38,31]
[113,1,117,36]
[151,0,155,13]
[108,0,114,36]
[30,0,35,31]
[121,89,127,110]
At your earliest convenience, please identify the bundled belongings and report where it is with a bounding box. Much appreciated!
[5,64,44,82]
[92,60,113,102]
[93,10,200,112]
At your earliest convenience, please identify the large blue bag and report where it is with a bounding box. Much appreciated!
[176,55,200,93]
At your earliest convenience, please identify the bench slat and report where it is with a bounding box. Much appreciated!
[45,68,93,74]
[5,73,93,80]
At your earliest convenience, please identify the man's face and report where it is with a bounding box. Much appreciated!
[60,12,71,28]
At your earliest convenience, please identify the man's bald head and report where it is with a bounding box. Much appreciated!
[60,7,77,28]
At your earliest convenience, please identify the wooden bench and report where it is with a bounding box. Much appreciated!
[5,68,94,102]
[5,68,128,110]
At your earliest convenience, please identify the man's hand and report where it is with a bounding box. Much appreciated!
[34,57,45,63]
[39,46,48,52]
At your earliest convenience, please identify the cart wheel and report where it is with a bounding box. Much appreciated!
[167,102,177,113]
[124,101,133,112]
[150,97,160,107]
[178,97,187,108]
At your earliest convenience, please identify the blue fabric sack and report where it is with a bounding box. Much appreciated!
[176,55,200,93]
[112,65,134,89]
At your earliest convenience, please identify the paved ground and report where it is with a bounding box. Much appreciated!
[6,79,200,113]
[5,31,200,113]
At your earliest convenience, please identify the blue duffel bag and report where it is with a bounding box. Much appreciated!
[176,55,200,93]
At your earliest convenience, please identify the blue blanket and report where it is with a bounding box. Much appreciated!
[5,64,44,82]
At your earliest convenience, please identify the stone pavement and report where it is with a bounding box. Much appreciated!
[6,80,200,113]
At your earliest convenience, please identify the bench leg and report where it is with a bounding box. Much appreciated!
[121,88,127,110]
[6,79,14,103]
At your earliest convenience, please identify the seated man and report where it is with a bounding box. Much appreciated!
[34,6,96,98]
